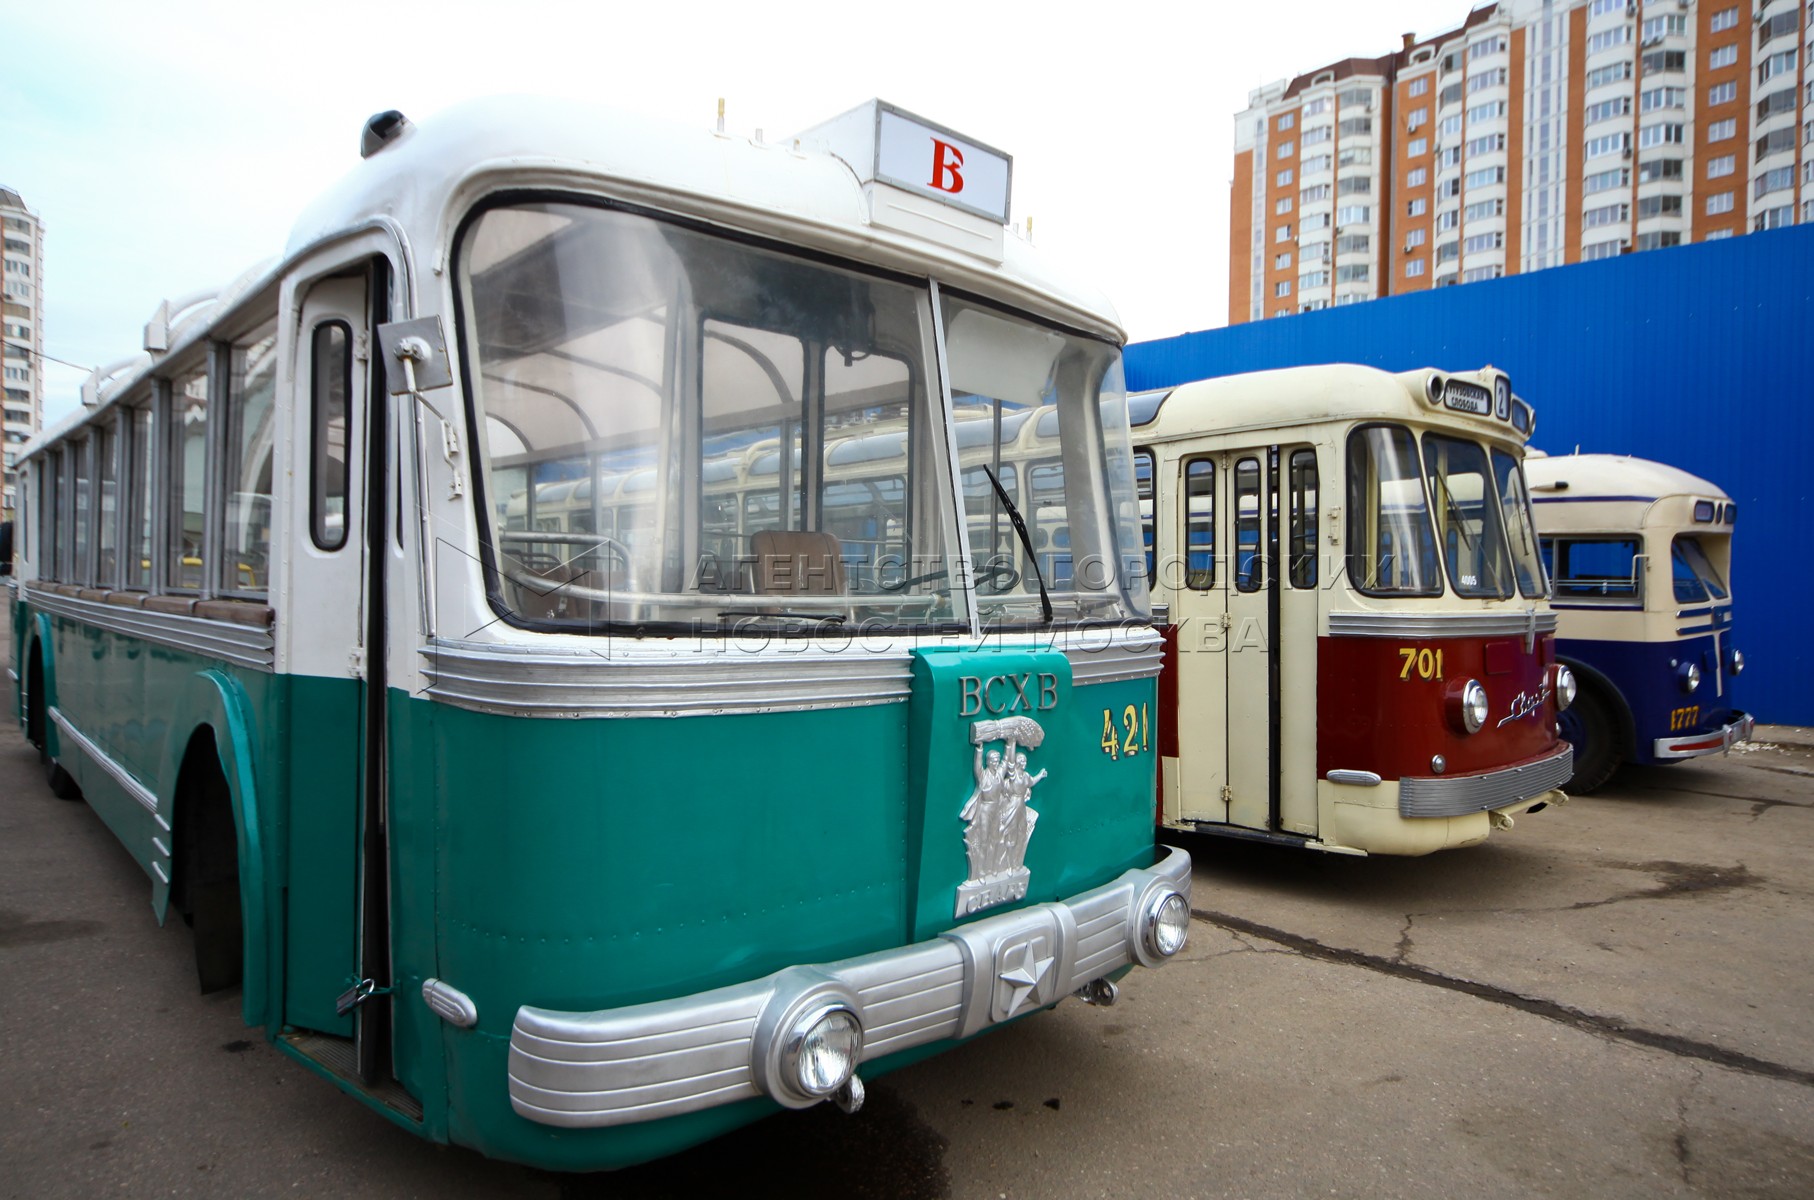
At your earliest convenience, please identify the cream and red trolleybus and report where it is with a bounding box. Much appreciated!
[7,98,1188,1169]
[1524,453,1751,791]
[1130,365,1574,855]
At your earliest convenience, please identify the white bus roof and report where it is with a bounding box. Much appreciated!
[1524,454,1728,504]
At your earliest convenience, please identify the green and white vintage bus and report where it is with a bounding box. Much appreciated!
[6,98,1188,1170]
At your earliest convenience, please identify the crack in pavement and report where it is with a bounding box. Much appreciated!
[1673,1064,1704,1187]
[1393,913,1415,965]
[1193,908,1814,1091]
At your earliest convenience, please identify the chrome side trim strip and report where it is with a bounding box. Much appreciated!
[24,589,274,671]
[48,707,159,813]
[1326,769,1383,787]
[1328,610,1558,639]
[1066,627,1165,686]
[1653,713,1753,761]
[507,846,1191,1128]
[1398,746,1573,818]
[5,667,15,684]
[152,862,170,884]
[421,638,913,718]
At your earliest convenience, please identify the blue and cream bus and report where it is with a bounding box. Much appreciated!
[1525,453,1751,792]
[6,97,1188,1170]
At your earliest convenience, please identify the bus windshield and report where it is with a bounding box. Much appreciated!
[1345,424,1441,595]
[1672,535,1729,603]
[459,200,967,634]
[1422,433,1514,599]
[1490,448,1547,599]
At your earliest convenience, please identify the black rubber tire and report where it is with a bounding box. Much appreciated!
[1561,684,1623,794]
[46,756,82,801]
[25,652,47,764]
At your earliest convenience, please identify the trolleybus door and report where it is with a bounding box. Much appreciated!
[282,272,382,1059]
[1223,451,1274,830]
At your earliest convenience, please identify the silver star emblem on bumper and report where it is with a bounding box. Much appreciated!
[996,941,1055,1018]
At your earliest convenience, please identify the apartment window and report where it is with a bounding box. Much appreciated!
[1407,198,1428,216]
[1586,97,1631,124]
[1407,136,1428,157]
[1277,140,1296,159]
[1708,81,1738,106]
[1337,176,1372,196]
[1339,117,1373,136]
[1334,264,1370,284]
[1276,224,1293,242]
[1467,134,1507,156]
[1587,28,1632,54]
[1467,101,1507,124]
[1275,281,1292,298]
[1302,154,1333,174]
[1338,146,1373,167]
[1440,83,1465,107]
[1301,184,1332,203]
[1705,228,1734,240]
[1587,0,1623,16]
[1758,12,1801,45]
[1636,194,1683,219]
[1638,158,1683,182]
[1709,7,1738,34]
[1465,166,1507,189]
[1275,197,1294,215]
[1440,177,1462,198]
[1584,202,1630,228]
[1587,62,1632,88]
[1706,191,1735,215]
[1755,167,1795,198]
[1585,133,1629,159]
[1582,240,1624,260]
[1298,271,1329,289]
[1304,97,1331,117]
[1437,146,1462,169]
[1278,113,1296,131]
[1407,167,1428,187]
[1708,45,1738,71]
[1634,231,1682,251]
[1437,210,1460,232]
[1407,106,1429,130]
[1334,205,1371,225]
[1302,125,1333,146]
[1757,128,1797,159]
[1641,50,1687,75]
[1408,77,1429,98]
[1336,233,1371,255]
[1405,259,1426,277]
[1759,51,1798,85]
[1436,241,1459,262]
[1463,232,1503,254]
[1641,15,1686,44]
[1640,88,1685,113]
[1469,36,1506,60]
[1465,198,1505,221]
[1755,205,1793,230]
[1584,167,1629,194]
[1405,229,1427,248]
[1438,114,1463,138]
[1637,123,1684,149]
[1710,118,1737,141]
[1277,169,1295,186]
[1338,87,1373,107]
[1757,89,1797,121]
[1275,252,1293,269]
[1301,212,1332,231]
[1461,266,1504,283]
[1467,69,1507,93]
[1707,154,1736,179]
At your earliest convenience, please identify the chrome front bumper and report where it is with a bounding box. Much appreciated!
[1397,745,1574,818]
[507,845,1192,1129]
[1653,713,1754,760]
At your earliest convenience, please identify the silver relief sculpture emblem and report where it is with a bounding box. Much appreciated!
[957,715,1047,918]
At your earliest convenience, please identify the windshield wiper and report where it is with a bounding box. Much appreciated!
[983,466,1053,625]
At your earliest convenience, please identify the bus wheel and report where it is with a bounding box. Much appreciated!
[1561,685,1622,794]
[176,737,244,994]
[46,756,82,800]
[25,649,47,764]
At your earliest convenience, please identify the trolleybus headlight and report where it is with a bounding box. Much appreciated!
[1729,649,1745,677]
[1552,664,1577,711]
[782,1005,863,1099]
[1677,661,1702,694]
[1447,679,1490,734]
[1424,373,1447,406]
[1143,890,1191,959]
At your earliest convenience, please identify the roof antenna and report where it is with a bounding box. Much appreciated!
[360,110,411,159]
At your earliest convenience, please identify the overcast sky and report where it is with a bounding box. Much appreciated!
[5,0,1472,424]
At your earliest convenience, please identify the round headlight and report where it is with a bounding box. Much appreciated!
[1144,890,1191,959]
[1425,374,1447,406]
[1552,664,1577,711]
[1678,661,1702,694]
[1729,649,1745,677]
[783,1006,862,1098]
[1457,679,1489,733]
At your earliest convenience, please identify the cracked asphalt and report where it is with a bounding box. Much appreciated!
[3,616,1811,1197]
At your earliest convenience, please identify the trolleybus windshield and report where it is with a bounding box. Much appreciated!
[1345,424,1441,595]
[1422,433,1515,598]
[1672,536,1729,603]
[1490,448,1547,598]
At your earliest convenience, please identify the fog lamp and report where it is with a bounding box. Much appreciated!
[1552,664,1577,711]
[1678,661,1702,694]
[1143,890,1191,959]
[1729,649,1745,677]
[783,1006,862,1099]
[1449,678,1489,734]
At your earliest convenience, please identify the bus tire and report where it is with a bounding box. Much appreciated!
[46,756,82,800]
[174,734,244,994]
[1562,684,1622,794]
[25,648,47,764]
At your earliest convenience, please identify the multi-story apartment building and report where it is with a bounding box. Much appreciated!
[2,186,45,518]
[1230,0,1812,322]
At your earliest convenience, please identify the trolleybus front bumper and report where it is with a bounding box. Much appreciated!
[506,845,1191,1129]
[1653,713,1754,760]
[1396,744,1574,819]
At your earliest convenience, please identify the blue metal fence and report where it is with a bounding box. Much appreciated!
[1126,224,1814,725]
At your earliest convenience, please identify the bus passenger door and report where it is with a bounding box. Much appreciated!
[1168,456,1234,826]
[281,273,373,1042]
[1222,450,1274,830]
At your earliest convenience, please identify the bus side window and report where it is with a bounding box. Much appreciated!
[1550,537,1640,600]
[1288,449,1317,588]
[310,322,351,551]
[1184,458,1214,590]
[1134,449,1154,587]
[1234,457,1263,592]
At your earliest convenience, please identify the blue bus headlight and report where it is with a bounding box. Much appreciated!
[1677,661,1702,693]
[1729,649,1745,677]
[1551,664,1577,711]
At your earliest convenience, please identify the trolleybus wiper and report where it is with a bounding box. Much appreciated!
[982,465,1053,625]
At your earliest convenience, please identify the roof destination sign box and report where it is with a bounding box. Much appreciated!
[794,100,1013,260]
